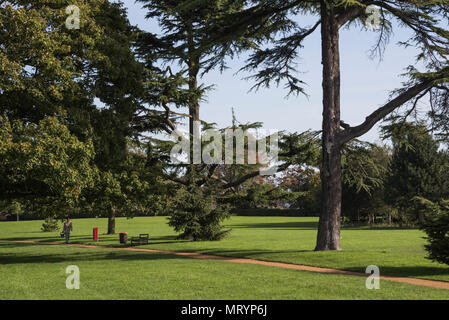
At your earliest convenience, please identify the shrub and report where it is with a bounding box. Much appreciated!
[415,197,449,265]
[168,185,230,241]
[41,217,59,232]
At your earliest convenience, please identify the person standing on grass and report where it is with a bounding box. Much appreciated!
[63,218,73,244]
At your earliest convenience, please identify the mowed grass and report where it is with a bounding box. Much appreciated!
[2,216,447,281]
[2,242,449,300]
[1,216,449,299]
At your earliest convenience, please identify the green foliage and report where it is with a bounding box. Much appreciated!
[168,185,230,241]
[232,208,316,217]
[416,197,449,265]
[0,1,167,230]
[82,147,162,218]
[276,165,321,214]
[0,200,23,219]
[224,181,296,210]
[0,116,95,217]
[342,141,390,195]
[0,1,108,129]
[136,0,251,73]
[214,0,449,96]
[41,217,59,232]
[384,123,449,224]
[341,141,394,224]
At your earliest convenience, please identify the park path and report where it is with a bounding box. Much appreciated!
[8,240,449,290]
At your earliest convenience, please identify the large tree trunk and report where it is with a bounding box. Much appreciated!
[107,208,116,235]
[315,1,342,251]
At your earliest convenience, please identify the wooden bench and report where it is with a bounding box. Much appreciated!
[131,234,149,245]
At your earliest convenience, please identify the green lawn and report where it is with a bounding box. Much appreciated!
[1,216,449,299]
[3,241,449,299]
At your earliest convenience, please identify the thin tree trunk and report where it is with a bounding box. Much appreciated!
[418,212,425,224]
[186,22,201,184]
[188,59,200,157]
[107,208,116,235]
[315,1,342,251]
[187,59,201,185]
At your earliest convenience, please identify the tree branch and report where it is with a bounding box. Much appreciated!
[163,174,189,186]
[336,6,365,28]
[220,162,290,190]
[338,80,433,145]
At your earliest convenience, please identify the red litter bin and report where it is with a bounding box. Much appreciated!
[93,228,98,241]
[119,232,128,244]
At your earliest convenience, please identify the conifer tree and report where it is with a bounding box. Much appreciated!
[385,123,449,223]
[136,1,321,240]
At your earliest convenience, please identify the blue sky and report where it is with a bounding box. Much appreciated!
[120,0,420,143]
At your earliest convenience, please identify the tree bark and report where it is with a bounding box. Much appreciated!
[315,1,342,251]
[188,58,200,155]
[186,22,201,184]
[107,208,116,235]
[187,58,201,184]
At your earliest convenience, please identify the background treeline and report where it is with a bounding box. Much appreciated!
[218,122,449,227]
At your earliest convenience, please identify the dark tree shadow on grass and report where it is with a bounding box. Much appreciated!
[137,235,191,246]
[3,241,449,281]
[0,249,185,265]
[227,221,318,230]
[228,221,421,231]
[0,234,191,249]
[0,235,103,243]
[341,265,449,281]
[196,248,312,257]
[341,225,419,231]
[0,241,39,248]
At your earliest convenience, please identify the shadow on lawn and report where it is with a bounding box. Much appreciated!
[182,248,313,259]
[0,241,39,248]
[342,265,449,280]
[0,236,62,243]
[139,235,191,246]
[0,248,184,265]
[0,235,104,243]
[0,234,191,249]
[227,221,318,230]
[226,221,420,231]
[3,241,449,280]
[341,225,420,231]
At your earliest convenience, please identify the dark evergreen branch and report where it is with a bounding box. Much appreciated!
[241,19,321,95]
